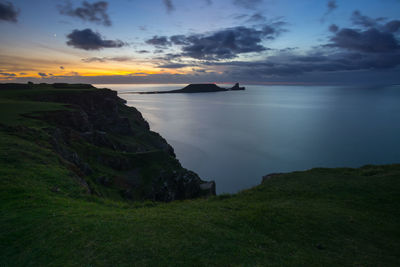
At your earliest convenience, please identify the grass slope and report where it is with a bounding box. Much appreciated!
[1,84,399,266]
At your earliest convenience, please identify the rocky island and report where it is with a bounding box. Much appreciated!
[137,82,245,94]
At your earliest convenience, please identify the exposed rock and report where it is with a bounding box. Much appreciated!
[148,169,214,202]
[49,128,93,175]
[200,181,216,196]
[81,131,116,150]
[30,84,215,201]
[230,83,245,90]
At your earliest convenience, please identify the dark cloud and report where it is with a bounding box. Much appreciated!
[181,25,282,60]
[146,36,170,47]
[170,35,188,45]
[232,0,262,9]
[327,0,337,13]
[349,11,400,33]
[0,1,19,23]
[163,0,174,13]
[351,10,384,28]
[329,27,399,53]
[329,24,339,33]
[0,72,16,77]
[321,0,337,22]
[157,63,188,68]
[384,20,400,33]
[149,23,285,60]
[327,12,400,54]
[207,48,400,78]
[66,28,125,50]
[82,56,132,62]
[58,1,111,26]
[205,14,400,78]
[137,50,150,53]
[38,72,47,77]
[60,66,65,70]
[247,13,266,22]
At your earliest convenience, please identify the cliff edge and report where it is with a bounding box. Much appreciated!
[0,83,215,202]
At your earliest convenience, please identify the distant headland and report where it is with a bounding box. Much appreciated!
[137,83,245,94]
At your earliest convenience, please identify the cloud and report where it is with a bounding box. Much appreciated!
[209,14,400,78]
[349,11,400,34]
[145,36,170,47]
[203,0,212,5]
[0,1,19,23]
[351,10,384,28]
[329,26,400,54]
[181,24,284,60]
[232,0,262,9]
[163,0,174,13]
[58,1,111,26]
[247,13,266,22]
[329,24,339,33]
[82,56,132,62]
[60,66,65,70]
[0,72,16,77]
[321,0,337,22]
[148,23,285,60]
[157,63,189,68]
[170,35,188,45]
[207,48,400,79]
[137,50,150,53]
[327,0,337,13]
[66,28,125,50]
[38,72,47,77]
[384,20,400,33]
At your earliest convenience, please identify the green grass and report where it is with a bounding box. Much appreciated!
[1,154,400,266]
[1,84,399,266]
[0,99,67,126]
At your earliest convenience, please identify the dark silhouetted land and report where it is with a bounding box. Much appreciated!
[137,83,245,94]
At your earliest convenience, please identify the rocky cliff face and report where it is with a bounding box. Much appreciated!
[25,85,215,201]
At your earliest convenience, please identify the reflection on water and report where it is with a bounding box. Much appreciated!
[96,84,400,194]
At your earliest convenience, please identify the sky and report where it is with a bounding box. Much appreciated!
[0,0,399,84]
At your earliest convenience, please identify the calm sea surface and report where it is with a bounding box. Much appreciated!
[95,84,400,194]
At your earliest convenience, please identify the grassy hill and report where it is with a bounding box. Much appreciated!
[1,83,399,266]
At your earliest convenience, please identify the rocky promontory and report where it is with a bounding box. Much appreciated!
[136,83,245,94]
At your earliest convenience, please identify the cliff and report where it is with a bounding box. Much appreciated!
[0,83,215,202]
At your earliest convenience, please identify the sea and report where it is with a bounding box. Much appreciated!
[95,84,400,194]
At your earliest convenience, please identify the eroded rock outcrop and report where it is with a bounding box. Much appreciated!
[29,84,215,201]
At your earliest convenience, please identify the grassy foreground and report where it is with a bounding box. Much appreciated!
[2,162,400,266]
[1,84,400,266]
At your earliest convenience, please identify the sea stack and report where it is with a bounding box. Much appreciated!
[230,83,245,90]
